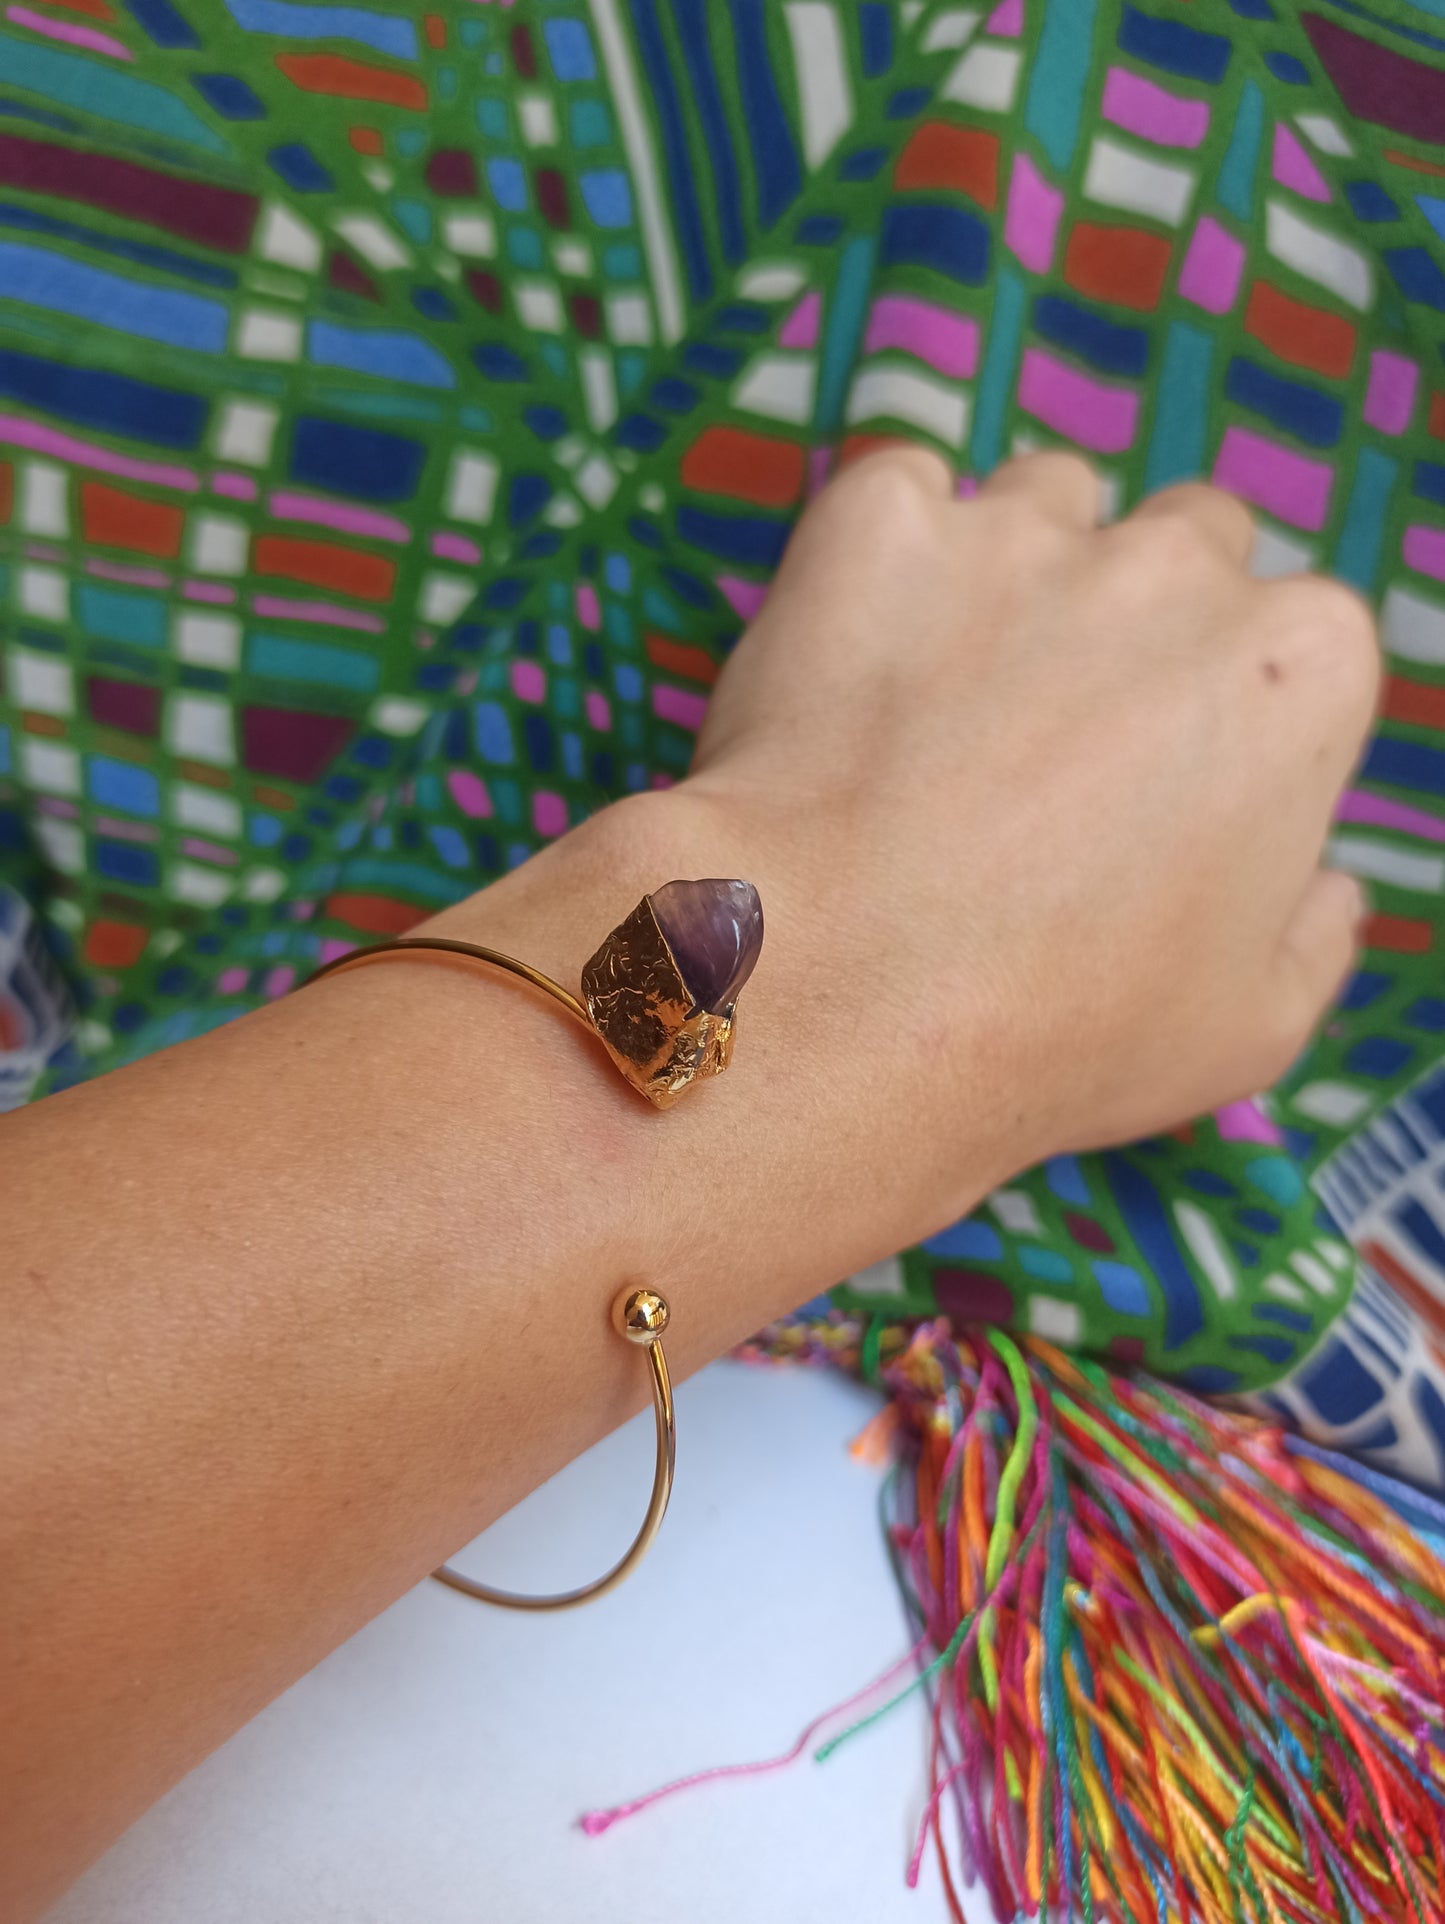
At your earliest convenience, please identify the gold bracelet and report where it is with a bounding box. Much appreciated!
[303,878,762,1612]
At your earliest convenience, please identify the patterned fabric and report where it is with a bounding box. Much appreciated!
[5,0,1445,1477]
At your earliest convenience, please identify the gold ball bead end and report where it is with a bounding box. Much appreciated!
[613,1286,670,1344]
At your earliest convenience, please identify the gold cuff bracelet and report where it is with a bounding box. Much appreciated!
[303,878,763,1612]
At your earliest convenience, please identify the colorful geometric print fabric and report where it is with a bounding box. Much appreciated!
[5,0,1445,1475]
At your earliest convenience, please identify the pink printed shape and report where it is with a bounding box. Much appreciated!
[264,967,296,1000]
[1213,425,1334,531]
[1363,351,1418,436]
[1018,348,1139,454]
[6,4,131,57]
[1215,1100,1285,1147]
[716,574,769,620]
[1178,216,1245,315]
[1005,152,1063,275]
[1405,525,1445,582]
[431,531,481,564]
[533,791,568,838]
[1271,124,1330,202]
[1338,789,1445,843]
[217,967,250,995]
[986,0,1023,33]
[447,770,493,818]
[652,684,708,731]
[585,689,611,731]
[575,582,601,630]
[0,414,197,492]
[268,492,409,543]
[863,297,979,378]
[251,596,383,632]
[779,292,821,350]
[212,472,258,500]
[1101,67,1209,149]
[511,659,546,702]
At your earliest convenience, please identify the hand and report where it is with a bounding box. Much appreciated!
[673,447,1377,1235]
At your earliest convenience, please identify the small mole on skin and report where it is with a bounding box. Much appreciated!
[1263,659,1282,684]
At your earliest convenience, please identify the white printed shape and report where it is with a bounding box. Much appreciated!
[785,3,853,166]
[257,203,321,272]
[519,92,558,146]
[333,213,410,270]
[1249,525,1314,577]
[544,494,583,528]
[174,610,241,669]
[1030,1297,1082,1344]
[737,262,808,301]
[1263,1272,1309,1306]
[606,291,652,345]
[848,1255,907,1297]
[1296,112,1352,157]
[732,353,818,425]
[35,816,84,873]
[214,399,278,467]
[171,861,232,907]
[1329,834,1445,895]
[442,212,497,259]
[944,42,1022,113]
[1292,1080,1374,1127]
[589,0,684,344]
[241,866,286,901]
[371,697,429,735]
[1383,584,1445,665]
[846,362,970,447]
[1266,199,1372,311]
[189,513,248,576]
[236,308,302,361]
[1174,1201,1238,1302]
[553,238,593,277]
[1084,134,1195,227]
[446,450,499,525]
[990,1187,1044,1236]
[20,459,67,536]
[18,565,67,622]
[420,573,475,625]
[515,281,565,332]
[174,784,241,837]
[20,737,80,795]
[577,455,617,507]
[166,693,234,765]
[580,347,617,432]
[10,649,73,716]
[922,7,981,50]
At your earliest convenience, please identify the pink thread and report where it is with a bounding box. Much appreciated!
[579,1635,928,1837]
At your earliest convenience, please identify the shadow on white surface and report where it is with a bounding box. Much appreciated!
[47,1362,992,1923]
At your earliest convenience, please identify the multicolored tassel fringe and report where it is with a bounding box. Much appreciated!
[592,1317,1445,1923]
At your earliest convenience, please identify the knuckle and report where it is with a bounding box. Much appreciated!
[1276,578,1381,701]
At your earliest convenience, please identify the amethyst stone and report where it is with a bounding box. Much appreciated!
[649,878,763,1014]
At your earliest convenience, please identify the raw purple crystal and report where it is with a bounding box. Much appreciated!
[649,878,763,1014]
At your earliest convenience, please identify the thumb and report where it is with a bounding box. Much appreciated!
[1274,866,1367,1044]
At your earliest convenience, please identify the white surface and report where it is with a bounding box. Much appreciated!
[50,1364,983,1923]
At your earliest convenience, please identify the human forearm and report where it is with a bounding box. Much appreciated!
[0,782,1008,1920]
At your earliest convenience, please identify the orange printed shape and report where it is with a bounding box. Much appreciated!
[680,425,806,508]
[1384,676,1445,731]
[81,480,184,558]
[1243,279,1356,380]
[896,122,999,209]
[84,919,148,968]
[323,893,429,935]
[1366,913,1433,954]
[254,535,395,603]
[1064,220,1172,313]
[276,53,427,111]
[644,632,719,686]
[0,462,11,526]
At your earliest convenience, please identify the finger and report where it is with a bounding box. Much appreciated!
[1275,866,1366,1036]
[978,450,1101,529]
[840,440,955,499]
[1129,482,1254,567]
[1255,576,1382,783]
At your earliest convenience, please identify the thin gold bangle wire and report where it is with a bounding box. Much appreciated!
[301,935,676,1613]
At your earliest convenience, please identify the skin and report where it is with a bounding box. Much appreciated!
[0,450,1378,1918]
